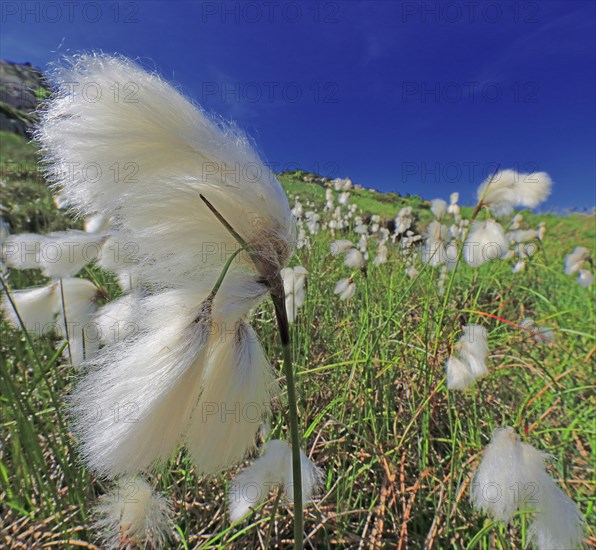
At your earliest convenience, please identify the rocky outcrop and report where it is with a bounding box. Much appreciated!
[0,60,50,137]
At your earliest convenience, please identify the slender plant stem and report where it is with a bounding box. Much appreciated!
[263,484,284,548]
[271,278,304,549]
[200,193,304,547]
[200,194,259,263]
[432,165,501,355]
[208,247,243,300]
[58,277,73,366]
[0,274,81,488]
[282,337,303,549]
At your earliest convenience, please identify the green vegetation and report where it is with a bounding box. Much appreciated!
[1,132,594,548]
[279,172,428,220]
[1,132,75,234]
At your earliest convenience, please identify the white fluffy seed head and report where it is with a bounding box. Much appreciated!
[430,198,448,220]
[446,355,476,390]
[458,325,489,378]
[334,278,356,300]
[40,54,299,487]
[578,269,593,287]
[2,278,99,365]
[509,229,538,244]
[537,222,546,240]
[526,478,585,550]
[373,243,388,266]
[92,476,173,550]
[446,325,489,390]
[338,191,351,205]
[358,234,368,253]
[477,170,552,215]
[2,231,106,278]
[463,220,509,267]
[292,199,304,219]
[93,292,140,345]
[471,426,584,548]
[564,246,589,275]
[229,439,288,522]
[186,321,278,475]
[520,319,555,345]
[305,211,321,235]
[37,53,294,293]
[228,440,322,523]
[425,220,450,243]
[70,289,211,477]
[471,427,528,522]
[394,207,413,235]
[477,170,519,215]
[516,172,552,209]
[2,283,59,331]
[344,248,365,269]
[281,266,308,323]
[1,233,45,270]
[422,221,450,267]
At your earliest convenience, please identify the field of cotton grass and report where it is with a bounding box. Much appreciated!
[1,54,595,549]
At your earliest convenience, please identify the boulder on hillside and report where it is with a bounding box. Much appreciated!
[0,60,50,137]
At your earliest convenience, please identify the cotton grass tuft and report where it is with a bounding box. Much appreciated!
[229,439,322,523]
[92,476,173,549]
[471,427,584,550]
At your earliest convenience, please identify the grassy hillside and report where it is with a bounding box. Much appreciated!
[1,131,594,549]
[279,172,428,218]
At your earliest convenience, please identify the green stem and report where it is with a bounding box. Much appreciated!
[271,279,304,549]
[200,193,304,547]
[207,247,243,300]
[58,278,73,366]
[281,326,304,549]
[432,165,501,355]
[0,273,82,502]
[200,194,259,264]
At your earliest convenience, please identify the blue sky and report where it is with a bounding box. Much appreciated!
[1,0,594,210]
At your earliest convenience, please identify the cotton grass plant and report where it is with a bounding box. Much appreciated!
[29,52,317,548]
[1,275,103,366]
[1,57,593,548]
[471,427,584,550]
[92,476,173,549]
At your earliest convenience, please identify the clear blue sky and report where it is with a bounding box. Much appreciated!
[1,0,594,210]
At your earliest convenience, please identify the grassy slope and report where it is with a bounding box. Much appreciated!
[1,132,594,548]
[279,174,428,219]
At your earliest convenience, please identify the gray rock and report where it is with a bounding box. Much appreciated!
[0,60,50,136]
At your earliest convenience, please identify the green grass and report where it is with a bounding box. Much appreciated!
[0,130,41,175]
[279,172,428,220]
[1,133,594,548]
